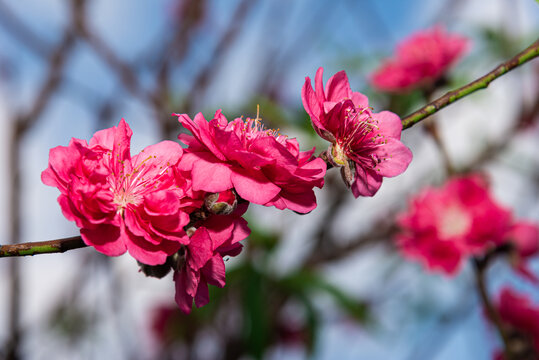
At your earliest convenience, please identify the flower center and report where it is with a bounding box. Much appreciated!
[233,106,287,145]
[338,106,381,152]
[331,143,348,166]
[438,205,472,240]
[111,153,171,215]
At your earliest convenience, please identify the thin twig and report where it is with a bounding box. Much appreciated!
[401,39,539,129]
[473,251,513,360]
[423,118,455,175]
[71,0,145,100]
[0,237,87,257]
[182,0,256,116]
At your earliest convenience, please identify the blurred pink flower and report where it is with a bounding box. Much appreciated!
[396,175,512,275]
[302,67,412,197]
[42,119,193,265]
[504,221,539,283]
[493,288,539,359]
[175,110,326,213]
[371,26,469,92]
[174,204,250,313]
[150,303,185,344]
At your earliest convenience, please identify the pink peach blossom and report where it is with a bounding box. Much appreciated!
[42,119,195,265]
[150,303,185,344]
[396,175,512,275]
[174,204,250,313]
[302,67,412,197]
[175,111,326,213]
[371,26,469,92]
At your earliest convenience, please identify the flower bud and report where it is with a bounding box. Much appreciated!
[138,259,173,279]
[204,190,237,215]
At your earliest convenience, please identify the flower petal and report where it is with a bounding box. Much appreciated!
[80,224,126,257]
[325,70,352,102]
[201,255,226,288]
[190,154,234,192]
[373,137,413,177]
[351,167,383,197]
[374,111,402,139]
[231,168,281,204]
[188,227,213,271]
[173,269,195,314]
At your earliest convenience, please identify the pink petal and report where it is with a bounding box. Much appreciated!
[176,113,227,161]
[123,209,154,242]
[351,92,369,108]
[228,150,275,168]
[297,146,316,164]
[285,139,300,159]
[325,70,352,102]
[173,270,194,314]
[57,194,83,226]
[213,124,245,158]
[507,221,539,257]
[249,137,296,169]
[195,112,228,160]
[124,225,180,265]
[144,190,181,216]
[178,151,201,171]
[41,167,60,188]
[323,100,340,114]
[231,217,251,245]
[45,144,82,187]
[175,113,200,139]
[132,140,183,173]
[294,157,327,184]
[301,76,323,127]
[273,190,318,214]
[203,216,235,249]
[177,133,201,149]
[89,125,116,149]
[201,255,226,288]
[351,167,383,197]
[374,111,403,139]
[314,67,326,103]
[113,118,132,161]
[374,138,413,177]
[80,224,126,256]
[425,240,462,275]
[187,227,213,271]
[194,281,210,308]
[206,216,250,249]
[190,155,234,192]
[218,242,243,257]
[230,168,281,204]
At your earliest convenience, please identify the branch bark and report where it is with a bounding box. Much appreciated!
[0,237,86,257]
[473,255,513,359]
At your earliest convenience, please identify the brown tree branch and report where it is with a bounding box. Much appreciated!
[0,237,87,257]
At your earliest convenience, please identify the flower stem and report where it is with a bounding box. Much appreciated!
[401,38,539,130]
[473,255,514,360]
[0,236,87,257]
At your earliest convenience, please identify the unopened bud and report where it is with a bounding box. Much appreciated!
[138,259,173,279]
[138,246,187,277]
[204,190,237,215]
[340,160,356,188]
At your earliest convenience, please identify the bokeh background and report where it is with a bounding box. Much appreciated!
[0,0,538,359]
